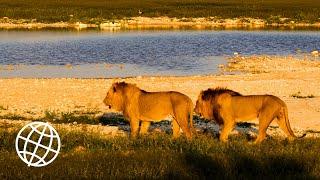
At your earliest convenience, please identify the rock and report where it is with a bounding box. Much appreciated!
[75,22,87,29]
[100,21,121,29]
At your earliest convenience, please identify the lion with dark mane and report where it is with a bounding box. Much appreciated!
[103,82,194,139]
[195,87,304,143]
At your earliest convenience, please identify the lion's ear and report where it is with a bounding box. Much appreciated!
[199,91,204,99]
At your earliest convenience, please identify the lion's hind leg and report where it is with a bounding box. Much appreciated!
[173,113,192,140]
[254,110,274,144]
[171,102,192,140]
[172,119,181,139]
[276,108,296,141]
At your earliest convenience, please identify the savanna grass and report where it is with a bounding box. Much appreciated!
[1,126,320,179]
[0,0,319,23]
[40,110,128,125]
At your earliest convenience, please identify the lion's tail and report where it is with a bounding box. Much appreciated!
[283,107,306,139]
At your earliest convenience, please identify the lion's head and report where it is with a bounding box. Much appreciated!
[103,82,128,111]
[195,87,241,121]
[103,82,141,112]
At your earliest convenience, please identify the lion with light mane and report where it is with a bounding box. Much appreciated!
[195,87,305,143]
[103,82,194,139]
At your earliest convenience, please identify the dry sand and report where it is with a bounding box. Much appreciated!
[0,55,320,137]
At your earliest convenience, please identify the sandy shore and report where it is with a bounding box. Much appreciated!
[0,55,319,133]
[1,17,320,30]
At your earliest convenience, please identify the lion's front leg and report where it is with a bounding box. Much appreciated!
[219,115,235,142]
[129,118,140,139]
[217,102,235,142]
[140,121,151,135]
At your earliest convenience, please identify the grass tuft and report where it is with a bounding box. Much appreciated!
[0,113,27,120]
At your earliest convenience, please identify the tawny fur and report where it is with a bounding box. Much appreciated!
[195,87,301,143]
[104,82,194,139]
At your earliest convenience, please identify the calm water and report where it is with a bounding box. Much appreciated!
[0,30,319,78]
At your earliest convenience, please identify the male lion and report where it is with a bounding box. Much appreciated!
[103,82,194,139]
[195,88,305,143]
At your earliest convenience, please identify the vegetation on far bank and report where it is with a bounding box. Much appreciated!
[0,0,320,24]
[1,125,320,179]
[290,92,316,99]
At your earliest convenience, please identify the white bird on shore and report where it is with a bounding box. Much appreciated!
[311,50,319,57]
[138,10,143,15]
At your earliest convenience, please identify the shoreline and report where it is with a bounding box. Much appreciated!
[0,55,319,79]
[1,17,320,30]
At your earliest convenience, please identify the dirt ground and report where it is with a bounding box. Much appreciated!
[0,55,319,132]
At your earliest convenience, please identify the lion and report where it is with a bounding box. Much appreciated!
[194,87,305,143]
[103,82,194,139]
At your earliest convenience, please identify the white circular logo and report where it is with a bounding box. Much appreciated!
[15,121,61,167]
